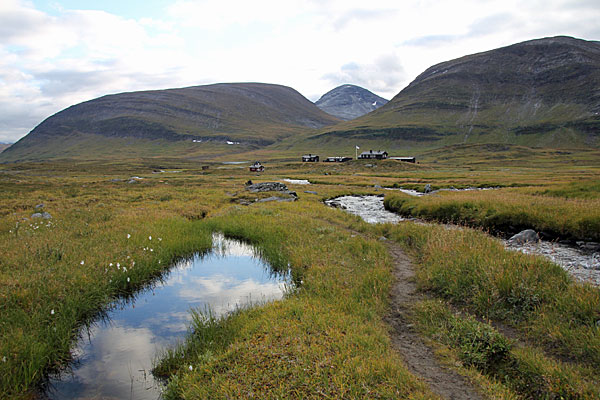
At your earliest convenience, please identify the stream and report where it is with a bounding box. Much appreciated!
[44,233,289,400]
[326,195,600,286]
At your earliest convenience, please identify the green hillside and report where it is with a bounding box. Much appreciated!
[0,83,340,162]
[307,36,600,151]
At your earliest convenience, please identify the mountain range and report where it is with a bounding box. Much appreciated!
[1,35,599,162]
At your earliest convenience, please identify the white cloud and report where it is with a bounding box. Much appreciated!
[1,0,599,142]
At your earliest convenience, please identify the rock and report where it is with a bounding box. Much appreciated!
[127,179,139,184]
[35,204,44,209]
[374,184,382,189]
[110,179,123,182]
[246,182,289,193]
[424,184,432,193]
[304,191,318,195]
[31,212,52,219]
[509,229,539,244]
[256,196,297,203]
[245,180,253,186]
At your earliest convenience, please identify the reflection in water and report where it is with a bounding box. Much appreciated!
[47,234,288,400]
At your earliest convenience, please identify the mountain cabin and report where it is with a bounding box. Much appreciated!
[324,156,352,162]
[249,161,264,172]
[302,154,319,162]
[358,150,388,160]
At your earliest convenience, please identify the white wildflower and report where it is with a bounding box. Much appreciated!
[80,260,85,265]
[117,263,120,268]
[149,236,152,240]
[50,309,55,315]
[158,238,162,241]
[127,277,130,283]
[2,356,6,362]
[188,365,193,371]
[150,248,153,252]
[127,234,131,239]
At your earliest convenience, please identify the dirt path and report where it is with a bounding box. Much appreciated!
[384,243,484,400]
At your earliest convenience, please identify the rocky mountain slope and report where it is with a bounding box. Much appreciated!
[315,84,388,120]
[311,36,600,149]
[1,83,340,161]
[0,144,11,153]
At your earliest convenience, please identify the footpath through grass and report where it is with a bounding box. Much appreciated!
[369,221,600,399]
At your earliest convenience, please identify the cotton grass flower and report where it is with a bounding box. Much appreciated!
[127,233,131,239]
[127,277,130,283]
[188,365,193,371]
[50,309,55,315]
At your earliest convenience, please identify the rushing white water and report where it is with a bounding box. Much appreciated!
[326,195,600,286]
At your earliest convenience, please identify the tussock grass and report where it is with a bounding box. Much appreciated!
[413,300,600,399]
[372,222,600,380]
[385,187,600,241]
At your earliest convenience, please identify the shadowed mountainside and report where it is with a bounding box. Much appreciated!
[315,84,388,120]
[1,83,340,162]
[309,36,600,150]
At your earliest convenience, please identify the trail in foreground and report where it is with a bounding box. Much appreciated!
[384,243,483,400]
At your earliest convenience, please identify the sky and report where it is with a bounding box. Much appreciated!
[1,0,599,143]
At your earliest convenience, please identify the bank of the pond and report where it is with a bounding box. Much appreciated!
[154,202,438,399]
[1,216,214,399]
[44,233,288,400]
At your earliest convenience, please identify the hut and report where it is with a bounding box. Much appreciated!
[249,161,264,172]
[389,157,416,163]
[358,150,388,160]
[324,156,352,162]
[302,154,320,162]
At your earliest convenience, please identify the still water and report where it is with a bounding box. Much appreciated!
[45,234,288,400]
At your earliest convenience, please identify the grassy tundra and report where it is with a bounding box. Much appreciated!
[0,155,599,399]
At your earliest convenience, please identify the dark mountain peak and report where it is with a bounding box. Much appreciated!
[317,36,600,149]
[315,84,388,120]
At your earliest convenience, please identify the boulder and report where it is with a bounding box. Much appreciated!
[304,190,318,195]
[508,229,539,244]
[35,204,44,209]
[246,182,289,193]
[424,184,432,193]
[31,212,52,219]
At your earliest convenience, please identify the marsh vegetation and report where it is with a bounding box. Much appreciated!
[0,155,599,399]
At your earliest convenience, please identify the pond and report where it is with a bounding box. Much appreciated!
[44,234,289,400]
[326,195,600,286]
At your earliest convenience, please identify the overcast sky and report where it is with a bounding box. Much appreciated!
[1,0,599,142]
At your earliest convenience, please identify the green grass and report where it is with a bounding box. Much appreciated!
[154,201,436,399]
[384,185,600,241]
[370,221,600,373]
[413,300,599,399]
[1,154,600,399]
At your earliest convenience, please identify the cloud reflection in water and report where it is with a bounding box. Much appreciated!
[47,233,288,400]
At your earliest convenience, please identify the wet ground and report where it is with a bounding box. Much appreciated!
[45,234,289,400]
[327,195,600,286]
